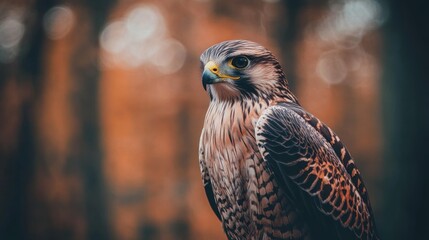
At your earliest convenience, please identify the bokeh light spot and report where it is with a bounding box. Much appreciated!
[316,50,348,84]
[0,10,25,63]
[125,5,165,41]
[317,0,383,47]
[43,6,75,40]
[150,38,187,74]
[0,18,24,48]
[100,21,129,54]
[100,4,186,73]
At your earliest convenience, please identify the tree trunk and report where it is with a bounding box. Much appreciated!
[70,0,116,239]
[381,1,429,239]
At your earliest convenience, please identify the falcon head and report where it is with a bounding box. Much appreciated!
[200,40,288,101]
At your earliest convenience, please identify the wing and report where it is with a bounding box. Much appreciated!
[255,103,378,240]
[199,132,222,221]
[285,103,377,231]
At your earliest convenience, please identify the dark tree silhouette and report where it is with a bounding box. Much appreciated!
[0,1,55,239]
[70,0,116,239]
[381,1,429,239]
[274,0,306,91]
[0,0,116,239]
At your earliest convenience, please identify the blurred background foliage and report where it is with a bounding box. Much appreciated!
[0,0,428,239]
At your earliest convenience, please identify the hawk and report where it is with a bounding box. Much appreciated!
[198,40,379,240]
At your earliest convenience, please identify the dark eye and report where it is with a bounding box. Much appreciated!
[230,56,249,69]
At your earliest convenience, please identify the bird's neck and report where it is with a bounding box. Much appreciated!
[207,76,299,104]
[270,82,300,105]
[209,84,299,107]
[206,90,298,135]
[206,97,268,135]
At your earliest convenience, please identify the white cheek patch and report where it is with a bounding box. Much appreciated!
[247,65,278,91]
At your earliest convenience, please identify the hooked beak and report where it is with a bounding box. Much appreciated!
[202,61,240,91]
[202,68,220,90]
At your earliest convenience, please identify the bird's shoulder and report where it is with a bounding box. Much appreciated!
[260,102,374,210]
[255,102,378,239]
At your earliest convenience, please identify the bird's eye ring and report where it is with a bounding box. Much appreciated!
[230,56,250,69]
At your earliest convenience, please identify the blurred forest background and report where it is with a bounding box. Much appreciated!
[0,0,428,239]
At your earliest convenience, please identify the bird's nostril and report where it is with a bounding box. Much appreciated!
[212,68,217,72]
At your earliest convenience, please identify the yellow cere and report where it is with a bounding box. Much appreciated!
[205,61,240,80]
